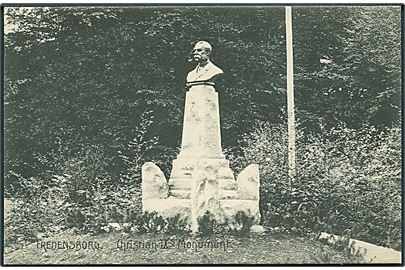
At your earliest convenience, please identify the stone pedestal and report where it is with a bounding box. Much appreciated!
[142,84,260,232]
[177,85,224,160]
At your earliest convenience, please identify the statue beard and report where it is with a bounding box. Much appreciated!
[188,56,200,63]
[188,55,207,63]
[193,55,201,61]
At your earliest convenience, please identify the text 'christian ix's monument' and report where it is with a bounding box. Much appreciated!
[142,41,260,232]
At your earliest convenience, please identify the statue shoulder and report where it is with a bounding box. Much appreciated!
[186,61,224,83]
[208,62,223,76]
[186,66,198,82]
[206,62,223,82]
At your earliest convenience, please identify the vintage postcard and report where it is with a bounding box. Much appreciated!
[2,4,403,265]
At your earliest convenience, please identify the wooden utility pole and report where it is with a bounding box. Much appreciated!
[285,6,296,187]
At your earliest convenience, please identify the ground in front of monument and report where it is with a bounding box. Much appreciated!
[4,229,364,265]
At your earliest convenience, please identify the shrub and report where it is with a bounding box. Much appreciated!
[166,213,190,235]
[65,204,110,235]
[233,211,255,235]
[5,200,46,252]
[197,211,216,236]
[5,142,145,253]
[4,110,166,250]
[4,196,64,253]
[135,211,166,234]
[318,233,364,263]
[4,172,71,253]
[237,121,401,250]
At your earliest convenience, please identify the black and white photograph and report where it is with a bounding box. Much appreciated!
[2,3,403,265]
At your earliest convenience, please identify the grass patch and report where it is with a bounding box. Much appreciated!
[4,230,363,265]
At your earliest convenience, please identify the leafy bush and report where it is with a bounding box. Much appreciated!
[318,233,364,263]
[5,200,48,252]
[4,143,144,252]
[197,211,216,236]
[65,204,109,235]
[332,235,364,263]
[4,172,70,253]
[166,213,190,235]
[4,196,65,253]
[135,211,167,234]
[237,122,401,250]
[232,211,255,235]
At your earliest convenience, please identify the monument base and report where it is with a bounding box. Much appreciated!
[141,81,260,232]
[141,160,260,232]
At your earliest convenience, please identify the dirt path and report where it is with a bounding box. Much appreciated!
[4,231,361,265]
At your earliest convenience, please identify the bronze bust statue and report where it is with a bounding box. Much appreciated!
[186,41,223,87]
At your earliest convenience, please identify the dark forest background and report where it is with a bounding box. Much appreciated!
[4,6,402,252]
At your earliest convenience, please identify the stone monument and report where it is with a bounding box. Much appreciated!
[142,41,260,232]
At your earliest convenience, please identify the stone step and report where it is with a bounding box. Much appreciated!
[169,190,238,200]
[169,178,236,191]
[169,189,191,199]
[143,198,191,217]
[168,178,191,190]
[170,158,234,179]
[220,190,238,200]
[219,179,237,190]
[170,170,193,179]
[219,199,260,223]
[170,159,195,178]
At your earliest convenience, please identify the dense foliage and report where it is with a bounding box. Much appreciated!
[4,6,401,252]
[236,123,401,250]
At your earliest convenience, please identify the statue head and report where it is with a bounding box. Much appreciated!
[186,40,223,85]
[192,41,212,64]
